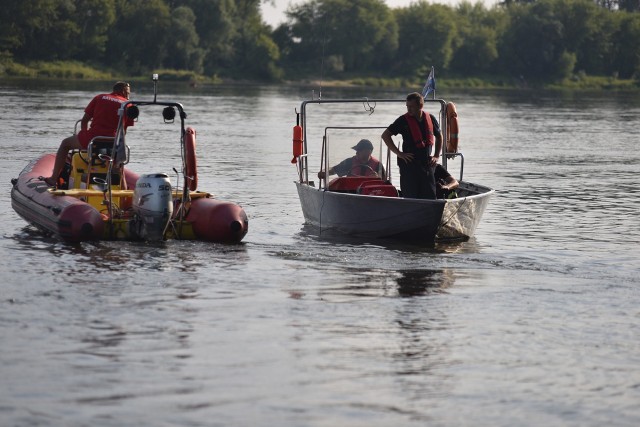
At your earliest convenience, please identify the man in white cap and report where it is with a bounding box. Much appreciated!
[318,139,385,179]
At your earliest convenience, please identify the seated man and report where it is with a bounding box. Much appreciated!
[43,81,133,187]
[317,139,385,180]
[435,164,459,199]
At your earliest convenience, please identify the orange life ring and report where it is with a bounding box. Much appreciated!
[445,102,459,154]
[185,127,198,191]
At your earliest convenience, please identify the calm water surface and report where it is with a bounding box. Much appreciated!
[1,80,639,427]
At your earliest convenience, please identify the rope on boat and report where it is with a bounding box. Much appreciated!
[317,16,328,100]
[438,196,468,228]
[362,99,376,115]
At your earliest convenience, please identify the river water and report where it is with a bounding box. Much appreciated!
[1,80,639,427]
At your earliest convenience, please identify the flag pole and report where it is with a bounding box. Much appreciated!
[433,67,436,99]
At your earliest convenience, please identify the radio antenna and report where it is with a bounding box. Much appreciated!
[318,16,328,100]
[152,73,159,103]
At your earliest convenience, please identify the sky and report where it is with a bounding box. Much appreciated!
[261,0,499,27]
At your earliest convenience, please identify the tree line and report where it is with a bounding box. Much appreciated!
[1,0,639,84]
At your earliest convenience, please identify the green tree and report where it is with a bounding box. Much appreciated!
[594,1,640,13]
[594,0,617,11]
[394,1,458,77]
[611,11,640,78]
[278,0,324,68]
[280,0,398,75]
[325,0,397,72]
[618,0,640,12]
[174,0,238,75]
[164,6,204,72]
[0,0,80,61]
[70,0,117,61]
[500,0,574,81]
[449,2,507,75]
[1,0,638,83]
[231,0,282,79]
[106,0,171,73]
[241,32,282,79]
[0,0,25,55]
[553,0,612,76]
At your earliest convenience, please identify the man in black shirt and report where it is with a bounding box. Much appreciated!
[381,92,443,199]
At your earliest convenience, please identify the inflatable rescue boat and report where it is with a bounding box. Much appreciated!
[11,77,248,243]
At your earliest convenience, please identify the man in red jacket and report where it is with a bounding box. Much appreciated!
[43,81,133,187]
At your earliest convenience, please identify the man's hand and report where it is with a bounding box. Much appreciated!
[398,152,414,163]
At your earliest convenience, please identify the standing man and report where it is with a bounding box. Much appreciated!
[381,92,442,199]
[43,81,133,187]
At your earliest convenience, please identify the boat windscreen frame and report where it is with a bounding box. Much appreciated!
[298,98,448,186]
[113,99,187,179]
[102,99,189,232]
[319,126,390,190]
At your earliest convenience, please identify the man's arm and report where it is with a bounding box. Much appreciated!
[317,166,336,179]
[80,112,91,132]
[439,175,459,191]
[382,129,413,163]
[430,134,442,167]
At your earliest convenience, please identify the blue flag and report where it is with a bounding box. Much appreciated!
[421,66,436,99]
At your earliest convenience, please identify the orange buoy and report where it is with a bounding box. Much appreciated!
[188,197,248,243]
[291,124,303,164]
[445,102,459,155]
[185,127,198,191]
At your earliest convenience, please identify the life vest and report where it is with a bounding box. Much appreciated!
[350,156,381,177]
[404,111,434,149]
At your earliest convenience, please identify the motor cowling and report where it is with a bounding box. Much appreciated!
[132,173,173,240]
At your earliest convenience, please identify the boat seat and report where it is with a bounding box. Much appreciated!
[83,137,123,188]
[327,176,384,192]
[66,137,128,212]
[356,180,385,190]
[87,137,117,165]
[357,181,399,197]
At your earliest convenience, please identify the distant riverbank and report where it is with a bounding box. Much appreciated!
[1,59,638,92]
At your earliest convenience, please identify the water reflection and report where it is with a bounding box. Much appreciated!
[297,224,442,251]
[10,226,249,275]
[284,267,456,418]
[309,268,456,301]
[392,273,454,403]
[297,224,487,256]
[396,269,455,297]
[78,320,128,357]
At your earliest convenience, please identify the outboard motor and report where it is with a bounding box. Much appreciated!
[132,173,173,241]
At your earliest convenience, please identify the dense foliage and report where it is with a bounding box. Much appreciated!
[0,0,639,84]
